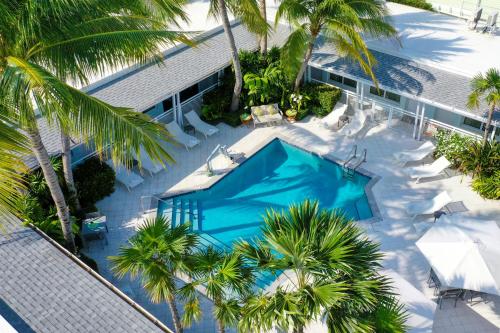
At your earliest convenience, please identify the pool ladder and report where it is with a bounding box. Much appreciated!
[342,145,367,179]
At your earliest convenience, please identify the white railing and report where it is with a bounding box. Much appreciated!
[428,0,499,19]
[426,118,483,140]
[71,83,219,166]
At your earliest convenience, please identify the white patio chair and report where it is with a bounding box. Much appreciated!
[105,160,144,191]
[406,191,452,219]
[393,141,436,165]
[132,146,164,176]
[404,156,451,183]
[337,109,368,137]
[165,121,201,150]
[185,110,219,138]
[320,103,348,129]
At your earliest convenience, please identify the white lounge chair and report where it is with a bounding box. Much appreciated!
[133,146,164,176]
[165,121,201,150]
[393,141,435,165]
[321,103,348,129]
[105,160,144,191]
[337,109,368,137]
[406,191,452,219]
[404,156,451,183]
[185,110,219,138]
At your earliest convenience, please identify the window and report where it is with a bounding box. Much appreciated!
[370,86,384,97]
[180,84,199,102]
[463,117,482,129]
[310,67,323,81]
[162,97,173,111]
[329,73,343,83]
[386,91,401,103]
[343,77,357,88]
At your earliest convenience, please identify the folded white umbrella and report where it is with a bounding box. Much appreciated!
[382,269,437,333]
[416,215,500,295]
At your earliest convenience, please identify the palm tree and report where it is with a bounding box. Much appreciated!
[276,0,397,91]
[109,216,198,333]
[237,200,407,333]
[259,0,268,55]
[467,68,500,144]
[0,0,188,252]
[179,246,254,333]
[208,0,268,112]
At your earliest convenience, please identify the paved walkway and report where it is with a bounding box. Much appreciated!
[85,117,500,333]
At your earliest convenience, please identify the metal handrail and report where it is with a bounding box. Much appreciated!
[343,145,357,168]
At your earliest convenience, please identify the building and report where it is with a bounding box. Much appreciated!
[0,216,172,333]
[31,3,499,169]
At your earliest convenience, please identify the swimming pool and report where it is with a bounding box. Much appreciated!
[158,139,373,247]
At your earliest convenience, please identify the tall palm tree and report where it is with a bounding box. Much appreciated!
[208,0,268,112]
[259,0,268,55]
[0,0,188,252]
[109,216,198,333]
[467,68,500,144]
[276,0,397,91]
[237,200,407,333]
[179,246,254,333]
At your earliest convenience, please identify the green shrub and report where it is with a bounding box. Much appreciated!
[433,129,474,168]
[472,171,500,200]
[460,141,500,178]
[74,157,115,211]
[300,82,342,118]
[388,0,433,11]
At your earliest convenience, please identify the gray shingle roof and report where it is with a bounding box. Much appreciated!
[310,37,482,116]
[0,217,170,333]
[86,21,291,112]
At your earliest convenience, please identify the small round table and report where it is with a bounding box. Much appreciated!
[338,115,349,128]
[183,124,195,135]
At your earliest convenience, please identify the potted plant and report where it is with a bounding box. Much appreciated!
[285,109,298,122]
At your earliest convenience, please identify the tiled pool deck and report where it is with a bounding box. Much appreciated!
[85,117,500,333]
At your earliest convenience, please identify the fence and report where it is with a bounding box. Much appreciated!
[428,0,499,19]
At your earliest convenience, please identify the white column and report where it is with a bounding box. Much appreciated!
[360,84,365,110]
[417,104,426,141]
[413,102,421,140]
[176,93,183,127]
[387,107,393,128]
[491,124,497,141]
[356,83,360,109]
[306,66,311,82]
[172,94,177,124]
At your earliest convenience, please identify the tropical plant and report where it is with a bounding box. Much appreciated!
[276,0,398,91]
[0,0,189,252]
[236,200,407,333]
[244,66,284,106]
[73,157,116,212]
[0,115,29,218]
[289,92,310,115]
[109,216,198,333]
[208,0,268,112]
[301,82,342,117]
[460,140,500,178]
[472,171,500,200]
[467,68,500,144]
[433,129,474,168]
[179,247,254,333]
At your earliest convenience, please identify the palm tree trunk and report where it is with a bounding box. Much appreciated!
[293,326,304,333]
[166,294,183,333]
[218,0,243,112]
[216,319,225,333]
[294,40,315,92]
[483,104,495,144]
[61,132,81,211]
[26,124,76,253]
[259,0,267,55]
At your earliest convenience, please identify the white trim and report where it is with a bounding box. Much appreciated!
[418,104,426,141]
[413,102,421,139]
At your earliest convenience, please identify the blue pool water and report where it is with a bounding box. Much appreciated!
[158,139,372,247]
